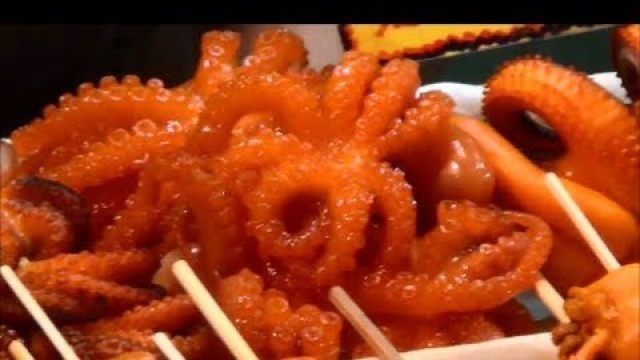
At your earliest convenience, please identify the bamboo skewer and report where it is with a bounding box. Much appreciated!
[152,332,186,360]
[0,265,80,360]
[543,173,621,271]
[534,274,570,323]
[329,286,402,360]
[171,260,259,360]
[8,340,35,360]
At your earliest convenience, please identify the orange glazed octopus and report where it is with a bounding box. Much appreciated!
[552,263,639,360]
[4,24,633,359]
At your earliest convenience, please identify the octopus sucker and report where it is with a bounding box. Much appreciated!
[16,250,159,285]
[20,271,164,312]
[353,59,420,142]
[10,77,203,173]
[552,263,639,360]
[243,28,308,74]
[78,294,199,335]
[215,269,342,360]
[39,120,188,192]
[93,164,181,252]
[188,71,326,155]
[612,24,640,101]
[451,114,640,291]
[186,30,241,100]
[482,57,640,215]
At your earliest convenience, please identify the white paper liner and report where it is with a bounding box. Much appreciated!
[354,72,627,360]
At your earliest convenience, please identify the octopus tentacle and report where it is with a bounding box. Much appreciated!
[20,271,164,313]
[79,294,199,334]
[451,114,640,292]
[93,165,181,252]
[2,289,108,324]
[243,28,308,74]
[189,71,326,154]
[216,269,342,360]
[482,57,640,214]
[245,153,374,285]
[10,77,203,173]
[322,51,380,139]
[40,119,188,192]
[350,200,552,316]
[364,162,415,269]
[186,30,240,100]
[16,250,159,285]
[353,59,420,142]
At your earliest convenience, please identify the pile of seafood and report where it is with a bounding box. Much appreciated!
[0,24,638,360]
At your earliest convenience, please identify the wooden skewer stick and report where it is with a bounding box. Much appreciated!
[0,265,80,360]
[543,173,621,271]
[171,260,259,360]
[151,332,186,360]
[328,286,402,360]
[534,274,570,323]
[8,340,35,360]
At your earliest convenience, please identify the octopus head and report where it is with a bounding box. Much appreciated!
[552,263,639,360]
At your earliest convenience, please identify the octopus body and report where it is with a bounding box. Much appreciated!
[552,263,639,360]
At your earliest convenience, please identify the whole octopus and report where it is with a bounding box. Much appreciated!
[0,25,638,360]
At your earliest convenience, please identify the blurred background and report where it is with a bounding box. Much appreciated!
[0,24,615,137]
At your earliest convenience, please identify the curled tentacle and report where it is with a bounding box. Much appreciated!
[350,200,552,316]
[243,28,308,74]
[245,152,373,285]
[483,57,640,214]
[1,177,88,260]
[189,71,325,154]
[451,114,640,292]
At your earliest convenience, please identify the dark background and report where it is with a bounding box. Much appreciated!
[0,25,616,137]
